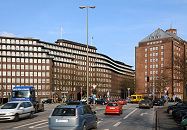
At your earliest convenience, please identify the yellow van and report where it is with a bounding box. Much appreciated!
[130,94,144,103]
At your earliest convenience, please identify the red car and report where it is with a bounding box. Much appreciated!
[117,99,127,105]
[105,102,123,115]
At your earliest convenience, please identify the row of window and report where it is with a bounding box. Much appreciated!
[95,78,111,83]
[0,58,50,63]
[145,85,181,93]
[147,40,162,45]
[44,43,95,57]
[0,71,50,77]
[0,64,50,70]
[144,51,164,57]
[0,45,42,51]
[145,58,164,63]
[145,46,164,52]
[0,38,37,45]
[0,78,50,85]
[59,42,96,53]
[174,45,181,51]
[145,69,164,75]
[0,51,47,58]
[145,64,164,69]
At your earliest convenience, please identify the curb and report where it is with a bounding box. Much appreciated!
[155,109,158,130]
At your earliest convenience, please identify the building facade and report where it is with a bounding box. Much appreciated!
[136,28,187,100]
[0,36,134,102]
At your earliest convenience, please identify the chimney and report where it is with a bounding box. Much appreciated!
[166,28,177,35]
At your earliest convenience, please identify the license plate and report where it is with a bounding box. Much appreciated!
[56,119,68,122]
[110,108,115,109]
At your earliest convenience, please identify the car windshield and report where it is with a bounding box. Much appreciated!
[12,90,30,98]
[1,103,19,109]
[52,108,76,116]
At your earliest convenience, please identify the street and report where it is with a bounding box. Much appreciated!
[0,103,155,130]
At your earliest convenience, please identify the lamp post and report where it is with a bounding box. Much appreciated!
[127,88,130,97]
[1,81,5,104]
[79,5,95,104]
[80,87,83,100]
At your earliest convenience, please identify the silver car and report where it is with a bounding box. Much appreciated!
[48,104,97,130]
[0,101,35,121]
[139,99,153,109]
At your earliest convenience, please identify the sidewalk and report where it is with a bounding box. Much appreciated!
[156,107,183,130]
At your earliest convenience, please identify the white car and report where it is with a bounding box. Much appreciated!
[0,101,35,121]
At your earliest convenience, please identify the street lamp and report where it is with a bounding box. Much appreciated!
[127,88,130,97]
[1,81,5,104]
[79,5,95,104]
[80,87,83,100]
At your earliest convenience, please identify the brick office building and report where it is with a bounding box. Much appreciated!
[135,28,187,100]
[0,36,134,102]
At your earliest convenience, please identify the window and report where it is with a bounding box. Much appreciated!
[21,65,24,69]
[52,108,76,116]
[34,59,37,63]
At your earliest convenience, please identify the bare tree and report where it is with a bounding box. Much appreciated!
[154,71,170,98]
[163,54,186,99]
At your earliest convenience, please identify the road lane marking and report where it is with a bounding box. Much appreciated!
[97,121,103,124]
[140,112,148,116]
[13,120,47,129]
[34,125,48,129]
[29,121,48,128]
[123,108,137,119]
[113,121,121,127]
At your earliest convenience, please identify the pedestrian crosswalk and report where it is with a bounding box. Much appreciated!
[13,120,48,129]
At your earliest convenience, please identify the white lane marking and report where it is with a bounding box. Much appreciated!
[29,121,48,128]
[113,121,121,127]
[140,112,148,116]
[123,108,137,119]
[13,120,47,129]
[97,121,103,124]
[34,125,48,129]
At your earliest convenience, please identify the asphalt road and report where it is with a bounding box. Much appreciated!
[96,104,155,130]
[0,103,155,130]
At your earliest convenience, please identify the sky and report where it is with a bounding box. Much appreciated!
[0,0,187,68]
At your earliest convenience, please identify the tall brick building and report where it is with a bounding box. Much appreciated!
[135,28,187,100]
[0,36,135,102]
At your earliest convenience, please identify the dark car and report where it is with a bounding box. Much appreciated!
[95,99,108,105]
[172,106,187,119]
[65,101,87,105]
[48,104,97,130]
[139,99,153,109]
[167,102,186,114]
[173,109,187,123]
[153,98,164,106]
[42,99,53,104]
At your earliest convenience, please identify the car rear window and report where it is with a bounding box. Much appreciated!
[52,108,76,116]
[107,103,118,106]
